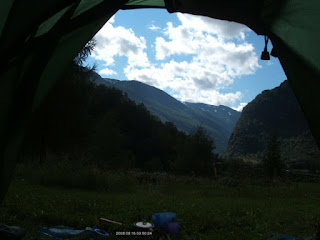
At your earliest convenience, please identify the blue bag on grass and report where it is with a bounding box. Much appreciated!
[268,236,301,240]
[152,212,176,228]
[41,226,108,239]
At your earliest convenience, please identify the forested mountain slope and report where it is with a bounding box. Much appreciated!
[225,80,320,170]
[91,72,240,154]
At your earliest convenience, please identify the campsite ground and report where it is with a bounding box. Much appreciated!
[1,165,320,240]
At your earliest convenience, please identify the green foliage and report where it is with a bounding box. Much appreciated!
[173,125,216,177]
[189,126,216,176]
[20,57,219,176]
[2,174,320,240]
[19,39,219,177]
[100,79,241,154]
[225,80,320,171]
[73,39,96,67]
[14,160,139,193]
[262,132,286,178]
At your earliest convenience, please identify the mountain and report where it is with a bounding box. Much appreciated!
[90,72,241,154]
[183,102,240,136]
[225,80,320,170]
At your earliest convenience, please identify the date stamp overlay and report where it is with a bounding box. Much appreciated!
[116,231,152,236]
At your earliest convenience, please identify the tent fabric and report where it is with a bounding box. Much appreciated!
[260,0,320,150]
[0,0,320,203]
[272,35,320,150]
[0,0,128,203]
[261,0,320,75]
[125,0,165,8]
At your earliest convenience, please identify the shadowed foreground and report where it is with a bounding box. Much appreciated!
[0,170,319,240]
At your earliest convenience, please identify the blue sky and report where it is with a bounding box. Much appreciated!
[87,9,286,111]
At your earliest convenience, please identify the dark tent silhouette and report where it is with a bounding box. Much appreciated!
[0,0,319,202]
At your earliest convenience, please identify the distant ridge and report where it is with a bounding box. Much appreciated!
[90,73,241,154]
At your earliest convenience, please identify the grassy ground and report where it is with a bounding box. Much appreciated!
[0,165,320,240]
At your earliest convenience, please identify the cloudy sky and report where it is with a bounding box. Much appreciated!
[87,9,286,111]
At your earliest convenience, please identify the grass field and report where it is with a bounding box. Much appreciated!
[0,165,320,240]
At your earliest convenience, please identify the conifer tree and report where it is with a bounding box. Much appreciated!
[262,131,285,178]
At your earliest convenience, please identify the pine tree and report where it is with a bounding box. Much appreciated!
[262,131,285,179]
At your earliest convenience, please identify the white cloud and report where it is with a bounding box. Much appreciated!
[174,13,249,39]
[154,16,258,77]
[125,60,242,106]
[92,15,150,74]
[149,24,161,31]
[99,68,117,76]
[93,13,260,109]
[125,13,259,108]
[180,89,243,107]
[266,60,275,66]
[232,102,248,112]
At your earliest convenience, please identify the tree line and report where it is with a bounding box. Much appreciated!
[19,42,217,177]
